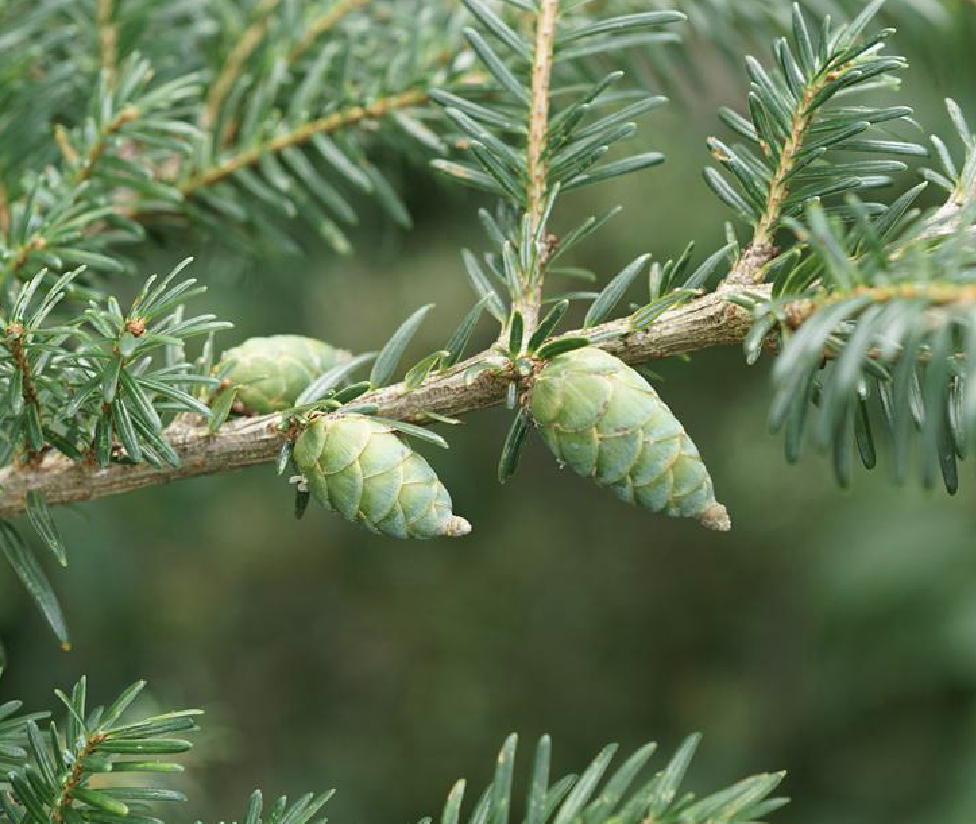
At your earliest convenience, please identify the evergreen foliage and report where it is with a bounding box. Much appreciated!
[0,0,974,819]
[0,671,786,824]
[0,676,200,824]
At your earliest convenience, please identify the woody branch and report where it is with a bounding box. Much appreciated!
[0,283,767,518]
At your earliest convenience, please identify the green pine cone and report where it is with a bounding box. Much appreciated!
[529,347,730,531]
[293,414,471,539]
[217,335,350,413]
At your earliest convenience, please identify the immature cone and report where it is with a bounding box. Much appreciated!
[529,347,730,531]
[217,335,350,413]
[293,415,471,539]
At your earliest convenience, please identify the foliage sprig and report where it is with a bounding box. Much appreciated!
[0,677,200,824]
[705,2,925,285]
[0,674,789,824]
[0,0,974,647]
[1,259,228,643]
[745,98,976,491]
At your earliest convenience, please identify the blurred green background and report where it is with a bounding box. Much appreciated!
[3,9,976,824]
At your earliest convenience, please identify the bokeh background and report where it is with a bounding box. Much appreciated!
[3,6,976,824]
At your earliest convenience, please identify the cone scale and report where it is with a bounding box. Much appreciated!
[529,347,730,531]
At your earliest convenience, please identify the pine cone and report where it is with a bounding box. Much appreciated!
[293,415,471,539]
[217,335,351,413]
[529,347,730,531]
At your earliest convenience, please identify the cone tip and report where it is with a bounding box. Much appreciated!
[699,501,731,532]
[444,515,473,537]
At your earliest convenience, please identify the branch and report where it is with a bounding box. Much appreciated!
[526,0,558,235]
[202,0,376,139]
[289,0,373,63]
[518,0,559,342]
[3,328,44,462]
[717,32,897,288]
[95,0,118,87]
[0,163,9,236]
[77,105,140,183]
[201,0,281,133]
[179,88,429,197]
[1,104,143,290]
[0,284,767,518]
[52,731,104,824]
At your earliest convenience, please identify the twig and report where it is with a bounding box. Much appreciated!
[180,88,428,196]
[201,0,282,134]
[0,168,9,236]
[51,733,105,822]
[0,106,139,291]
[518,0,560,341]
[95,0,118,87]
[782,281,976,329]
[77,105,139,183]
[723,239,779,288]
[289,0,372,63]
[0,283,767,518]
[723,60,856,286]
[0,236,48,292]
[2,324,44,463]
[526,0,558,235]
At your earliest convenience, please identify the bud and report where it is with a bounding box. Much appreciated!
[217,335,350,413]
[529,347,730,531]
[293,415,471,539]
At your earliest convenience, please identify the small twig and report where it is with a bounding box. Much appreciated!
[77,105,140,183]
[3,324,44,463]
[289,0,373,63]
[5,330,38,408]
[723,63,854,286]
[784,281,976,328]
[181,88,428,196]
[201,0,282,135]
[54,124,80,166]
[0,236,48,292]
[526,0,559,236]
[124,71,484,225]
[95,0,118,87]
[0,167,9,236]
[51,733,105,824]
[0,106,139,290]
[723,239,779,287]
[752,84,819,246]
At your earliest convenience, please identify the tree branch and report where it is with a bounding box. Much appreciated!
[180,88,430,196]
[95,0,118,87]
[0,284,767,519]
[526,0,558,235]
[289,0,373,63]
[720,51,864,287]
[519,0,560,341]
[201,0,281,134]
[0,162,9,236]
